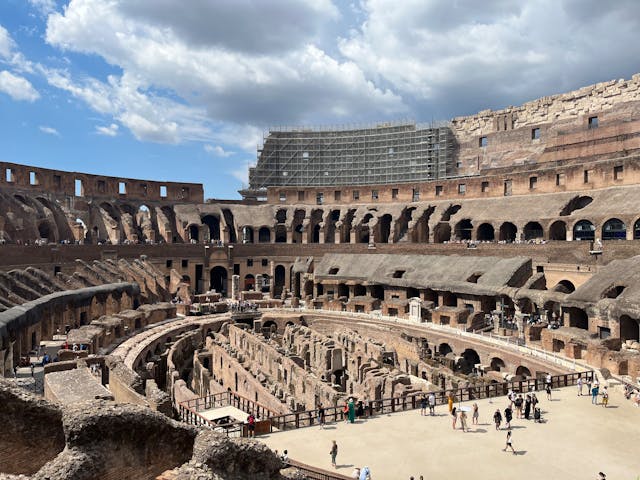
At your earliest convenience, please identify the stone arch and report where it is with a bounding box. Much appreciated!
[523,221,543,240]
[460,348,480,374]
[221,208,237,243]
[274,265,286,297]
[274,225,287,243]
[602,218,626,241]
[201,215,221,242]
[620,315,640,342]
[499,222,517,242]
[188,224,199,243]
[490,357,505,372]
[258,226,271,243]
[311,224,321,243]
[515,366,531,378]
[559,195,593,216]
[454,219,473,240]
[438,343,453,356]
[554,279,575,293]
[241,226,254,244]
[573,220,595,241]
[210,266,227,295]
[549,220,567,241]
[377,214,392,243]
[433,223,451,243]
[291,209,305,243]
[476,223,495,241]
[37,220,56,243]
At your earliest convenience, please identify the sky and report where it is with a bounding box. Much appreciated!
[1,0,640,199]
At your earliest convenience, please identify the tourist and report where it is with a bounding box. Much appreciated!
[356,400,364,419]
[577,376,584,396]
[493,408,502,430]
[524,394,531,420]
[592,383,600,405]
[546,383,552,401]
[428,392,436,416]
[420,395,427,416]
[531,393,539,411]
[472,403,479,425]
[545,373,552,390]
[504,405,513,430]
[247,413,256,437]
[514,394,523,419]
[330,440,338,468]
[451,406,457,430]
[343,401,349,422]
[601,386,609,407]
[587,377,592,396]
[318,404,326,428]
[359,466,372,480]
[348,398,356,423]
[350,467,361,479]
[459,410,468,432]
[503,431,516,455]
[447,393,454,414]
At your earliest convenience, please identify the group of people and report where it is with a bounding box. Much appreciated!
[623,383,640,406]
[577,377,610,407]
[230,301,258,313]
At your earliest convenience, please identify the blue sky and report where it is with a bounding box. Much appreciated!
[1,0,640,199]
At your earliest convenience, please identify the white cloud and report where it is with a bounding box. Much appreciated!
[43,0,406,148]
[204,144,233,157]
[229,166,249,185]
[95,123,119,136]
[28,0,57,16]
[0,70,40,101]
[0,25,15,60]
[39,125,59,136]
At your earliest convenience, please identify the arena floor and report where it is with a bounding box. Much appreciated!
[259,385,640,479]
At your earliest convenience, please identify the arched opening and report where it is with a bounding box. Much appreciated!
[433,223,451,243]
[523,221,543,240]
[262,320,277,334]
[573,220,595,241]
[354,284,366,296]
[490,357,505,372]
[603,285,625,299]
[370,285,384,300]
[460,348,480,374]
[566,307,588,330]
[260,274,271,293]
[258,227,271,243]
[337,284,349,299]
[358,227,370,244]
[477,223,495,241]
[634,219,640,240]
[554,280,575,293]
[74,218,88,243]
[549,220,567,241]
[620,315,640,342]
[188,225,199,243]
[499,222,517,242]
[276,209,287,224]
[274,265,286,297]
[311,224,321,243]
[244,274,255,291]
[275,225,287,243]
[37,221,53,242]
[602,218,626,240]
[438,343,453,356]
[454,219,473,241]
[559,195,593,216]
[242,226,254,244]
[210,266,227,295]
[378,214,392,243]
[201,215,220,241]
[515,366,531,378]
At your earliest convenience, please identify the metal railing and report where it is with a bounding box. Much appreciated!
[267,371,593,433]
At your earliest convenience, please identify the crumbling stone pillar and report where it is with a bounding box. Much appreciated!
[269,260,275,297]
[231,274,240,300]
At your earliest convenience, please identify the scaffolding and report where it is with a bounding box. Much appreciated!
[245,121,454,195]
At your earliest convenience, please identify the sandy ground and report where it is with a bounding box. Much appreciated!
[259,385,640,479]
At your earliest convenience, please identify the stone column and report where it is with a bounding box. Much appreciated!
[231,274,240,300]
[269,260,275,298]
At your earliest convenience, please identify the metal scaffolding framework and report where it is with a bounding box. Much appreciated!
[246,121,454,194]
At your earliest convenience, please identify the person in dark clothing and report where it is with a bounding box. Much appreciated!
[524,395,532,420]
[504,406,513,429]
[493,409,502,430]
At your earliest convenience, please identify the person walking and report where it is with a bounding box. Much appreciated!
[447,393,454,414]
[504,406,513,430]
[428,392,436,416]
[503,431,516,455]
[592,383,600,405]
[493,408,502,430]
[318,404,326,428]
[348,398,356,424]
[330,440,338,468]
[546,384,552,401]
[343,401,349,423]
[577,376,584,396]
[472,403,479,425]
[460,410,468,432]
[514,394,523,419]
[601,386,609,408]
[420,395,427,416]
[451,406,458,430]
